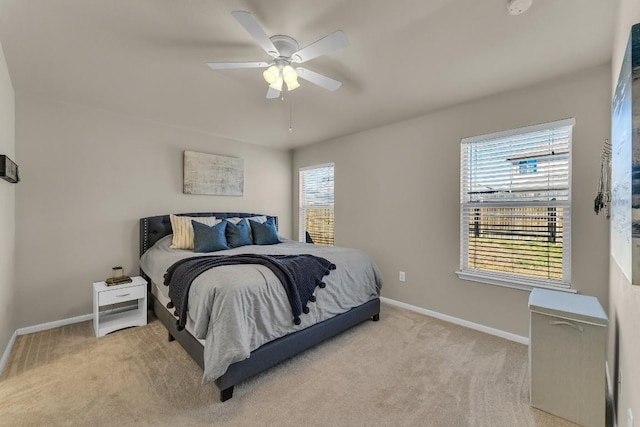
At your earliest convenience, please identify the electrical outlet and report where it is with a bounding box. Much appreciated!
[399,271,406,282]
[628,408,633,427]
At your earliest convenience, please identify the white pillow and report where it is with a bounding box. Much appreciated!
[226,215,267,225]
[169,215,219,250]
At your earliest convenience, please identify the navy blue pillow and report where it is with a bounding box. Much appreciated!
[192,220,229,253]
[225,219,253,248]
[250,217,281,245]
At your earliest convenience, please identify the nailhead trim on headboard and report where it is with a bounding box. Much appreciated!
[142,218,149,254]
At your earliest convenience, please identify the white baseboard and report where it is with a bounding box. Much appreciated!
[0,313,92,376]
[380,297,529,345]
[15,313,92,336]
[0,330,18,377]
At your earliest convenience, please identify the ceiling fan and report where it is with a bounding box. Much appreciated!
[207,11,349,99]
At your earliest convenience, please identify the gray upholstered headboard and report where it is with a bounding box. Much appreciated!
[139,212,278,258]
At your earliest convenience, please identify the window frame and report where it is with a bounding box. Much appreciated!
[299,162,335,246]
[456,118,575,293]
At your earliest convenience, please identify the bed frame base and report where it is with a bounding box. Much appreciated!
[152,294,380,401]
[220,387,234,402]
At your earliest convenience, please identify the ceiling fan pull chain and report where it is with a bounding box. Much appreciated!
[289,97,294,133]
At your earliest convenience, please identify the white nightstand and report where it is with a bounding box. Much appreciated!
[93,276,147,338]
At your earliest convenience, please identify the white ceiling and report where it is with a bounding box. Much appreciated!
[0,0,616,149]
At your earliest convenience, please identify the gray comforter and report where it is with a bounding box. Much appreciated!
[140,236,382,383]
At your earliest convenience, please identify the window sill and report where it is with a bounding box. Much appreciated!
[455,271,576,294]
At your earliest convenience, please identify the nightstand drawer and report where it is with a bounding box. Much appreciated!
[99,284,146,306]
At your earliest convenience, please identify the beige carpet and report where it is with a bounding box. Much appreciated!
[0,304,581,426]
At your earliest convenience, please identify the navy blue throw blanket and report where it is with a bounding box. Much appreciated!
[164,254,336,329]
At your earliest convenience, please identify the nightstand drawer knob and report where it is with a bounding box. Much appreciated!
[116,293,131,298]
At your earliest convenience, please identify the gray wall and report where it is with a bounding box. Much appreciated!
[0,42,15,355]
[293,65,610,338]
[14,96,292,329]
[609,0,640,420]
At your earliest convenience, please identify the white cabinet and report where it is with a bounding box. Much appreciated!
[93,276,147,338]
[528,289,608,427]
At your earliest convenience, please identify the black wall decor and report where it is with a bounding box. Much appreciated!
[0,155,19,183]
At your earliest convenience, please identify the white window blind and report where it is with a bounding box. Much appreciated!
[458,118,574,290]
[299,163,334,246]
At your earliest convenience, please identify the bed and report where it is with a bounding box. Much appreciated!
[139,212,382,402]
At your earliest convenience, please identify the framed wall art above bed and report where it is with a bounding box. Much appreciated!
[183,151,244,196]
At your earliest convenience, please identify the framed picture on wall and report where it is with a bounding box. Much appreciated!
[611,23,640,285]
[183,151,244,196]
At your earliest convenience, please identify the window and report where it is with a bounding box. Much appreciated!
[299,163,334,246]
[457,118,574,290]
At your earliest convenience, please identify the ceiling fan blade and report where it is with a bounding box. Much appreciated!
[266,87,281,99]
[231,11,279,58]
[292,30,349,63]
[296,67,342,91]
[207,61,270,70]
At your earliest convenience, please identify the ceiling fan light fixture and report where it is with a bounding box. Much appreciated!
[286,78,300,91]
[269,75,284,91]
[282,65,298,84]
[263,65,280,84]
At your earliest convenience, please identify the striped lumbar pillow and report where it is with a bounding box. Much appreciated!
[169,214,218,250]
